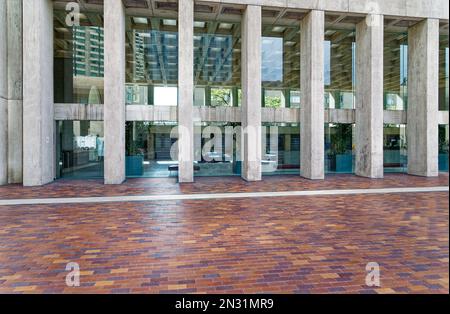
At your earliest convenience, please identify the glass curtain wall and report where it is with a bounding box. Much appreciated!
[125,15,179,177]
[324,28,355,109]
[193,18,241,107]
[383,124,407,172]
[325,124,354,173]
[262,123,300,175]
[194,122,241,176]
[53,8,104,104]
[261,20,300,108]
[384,30,408,111]
[439,125,449,172]
[56,121,104,179]
[126,16,179,106]
[439,33,449,111]
[125,122,178,177]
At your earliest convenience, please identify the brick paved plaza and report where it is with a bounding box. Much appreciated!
[0,174,448,294]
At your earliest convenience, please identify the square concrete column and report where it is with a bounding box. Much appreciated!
[407,19,439,177]
[104,0,126,184]
[0,0,7,185]
[7,0,23,184]
[241,5,262,181]
[355,14,384,178]
[22,0,54,186]
[300,10,324,180]
[178,0,194,183]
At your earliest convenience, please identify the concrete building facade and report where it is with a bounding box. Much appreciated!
[0,0,448,186]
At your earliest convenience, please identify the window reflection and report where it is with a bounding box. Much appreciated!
[126,18,179,106]
[54,9,104,104]
[56,121,104,178]
[383,124,407,172]
[384,31,408,111]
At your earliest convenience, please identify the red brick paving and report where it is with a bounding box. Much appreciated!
[0,174,448,294]
[0,172,448,199]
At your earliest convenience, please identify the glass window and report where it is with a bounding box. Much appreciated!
[54,9,104,104]
[384,30,408,110]
[126,17,179,106]
[262,123,300,175]
[56,121,104,179]
[324,29,356,109]
[325,123,354,173]
[261,19,300,108]
[383,124,407,172]
[194,122,241,177]
[439,33,449,111]
[125,121,178,178]
[439,125,449,172]
[193,17,241,107]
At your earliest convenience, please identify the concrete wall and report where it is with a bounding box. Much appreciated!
[300,10,325,180]
[0,1,7,185]
[104,0,126,184]
[407,18,440,177]
[178,0,195,183]
[7,0,23,184]
[22,0,54,186]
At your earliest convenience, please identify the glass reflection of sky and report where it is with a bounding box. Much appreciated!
[262,37,283,82]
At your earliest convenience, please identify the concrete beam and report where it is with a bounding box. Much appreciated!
[22,0,54,186]
[104,0,126,184]
[7,0,23,184]
[300,10,324,180]
[0,1,7,185]
[407,18,440,177]
[178,0,194,183]
[355,14,384,178]
[241,5,262,181]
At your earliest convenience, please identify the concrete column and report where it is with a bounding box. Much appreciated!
[104,0,126,184]
[178,0,194,183]
[241,5,262,181]
[0,0,7,185]
[22,0,54,186]
[355,14,384,178]
[407,19,439,177]
[300,10,324,179]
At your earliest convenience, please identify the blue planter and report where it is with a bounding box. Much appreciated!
[336,154,353,173]
[439,154,449,171]
[233,161,242,175]
[126,155,144,176]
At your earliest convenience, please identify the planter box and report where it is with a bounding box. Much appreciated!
[439,154,449,171]
[126,155,144,176]
[336,154,353,173]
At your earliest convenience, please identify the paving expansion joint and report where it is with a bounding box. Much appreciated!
[0,186,448,206]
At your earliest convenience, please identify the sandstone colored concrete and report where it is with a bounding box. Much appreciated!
[7,0,23,184]
[178,0,195,183]
[0,1,7,185]
[22,0,54,186]
[104,0,126,184]
[241,5,262,181]
[407,19,439,177]
[355,14,384,179]
[300,10,325,180]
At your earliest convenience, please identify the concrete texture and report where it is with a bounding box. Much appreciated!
[204,0,448,20]
[407,19,439,177]
[241,5,262,181]
[0,1,7,185]
[355,14,384,179]
[104,0,126,184]
[7,0,23,184]
[300,10,325,180]
[22,0,54,186]
[178,0,194,183]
